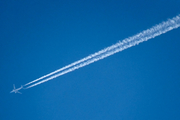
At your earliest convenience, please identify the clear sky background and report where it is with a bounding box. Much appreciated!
[0,0,180,120]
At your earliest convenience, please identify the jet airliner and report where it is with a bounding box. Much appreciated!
[10,84,23,94]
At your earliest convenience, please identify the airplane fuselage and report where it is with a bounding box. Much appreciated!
[10,85,23,94]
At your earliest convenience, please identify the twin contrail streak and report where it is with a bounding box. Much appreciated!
[23,14,180,89]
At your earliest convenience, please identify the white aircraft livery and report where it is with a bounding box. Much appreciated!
[10,84,23,94]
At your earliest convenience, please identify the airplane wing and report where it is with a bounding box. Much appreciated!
[10,84,23,94]
[17,91,22,94]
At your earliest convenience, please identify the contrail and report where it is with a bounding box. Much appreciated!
[24,14,180,89]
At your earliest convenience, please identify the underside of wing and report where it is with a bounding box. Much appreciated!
[13,84,16,89]
[17,91,22,94]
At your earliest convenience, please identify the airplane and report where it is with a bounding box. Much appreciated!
[10,84,23,94]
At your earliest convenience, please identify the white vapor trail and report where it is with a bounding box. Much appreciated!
[24,14,180,89]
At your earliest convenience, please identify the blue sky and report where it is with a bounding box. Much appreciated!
[0,0,180,120]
